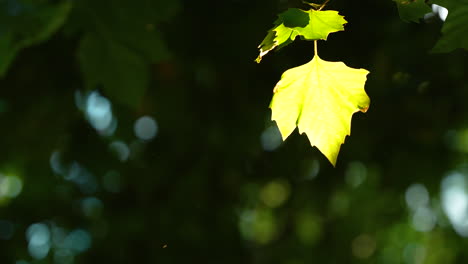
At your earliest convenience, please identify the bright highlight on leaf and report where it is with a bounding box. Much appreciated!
[256,9,346,63]
[270,51,370,166]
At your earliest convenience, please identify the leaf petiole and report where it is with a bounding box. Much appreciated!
[314,40,318,56]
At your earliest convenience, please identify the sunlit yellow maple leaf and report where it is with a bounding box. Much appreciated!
[270,52,370,166]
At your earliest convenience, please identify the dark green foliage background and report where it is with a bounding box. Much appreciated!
[0,0,468,263]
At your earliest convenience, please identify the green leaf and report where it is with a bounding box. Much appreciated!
[270,53,370,166]
[393,0,432,23]
[0,0,72,76]
[69,0,177,107]
[69,0,174,63]
[256,9,346,63]
[77,33,149,108]
[431,0,468,52]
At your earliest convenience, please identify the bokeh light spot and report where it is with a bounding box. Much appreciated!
[239,209,278,244]
[295,212,322,245]
[81,197,103,219]
[26,223,51,259]
[0,174,23,198]
[65,162,98,194]
[81,91,117,136]
[134,116,158,140]
[412,207,436,232]
[441,172,468,236]
[304,159,320,180]
[260,126,282,151]
[405,183,429,211]
[351,234,376,259]
[259,179,290,208]
[345,161,367,188]
[85,91,113,131]
[50,151,66,175]
[109,141,130,162]
[403,243,426,264]
[63,229,92,253]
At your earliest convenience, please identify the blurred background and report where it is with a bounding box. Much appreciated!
[0,0,468,263]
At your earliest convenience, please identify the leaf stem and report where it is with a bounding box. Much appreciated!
[314,40,318,56]
[318,0,330,10]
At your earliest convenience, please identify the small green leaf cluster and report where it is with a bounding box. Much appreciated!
[256,8,346,62]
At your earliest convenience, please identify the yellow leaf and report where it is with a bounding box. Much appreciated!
[270,54,370,166]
